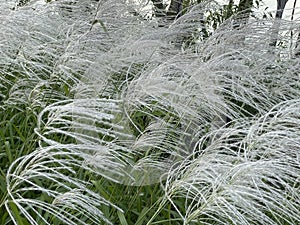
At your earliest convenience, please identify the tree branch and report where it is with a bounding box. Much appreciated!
[167,0,183,20]
[152,0,166,17]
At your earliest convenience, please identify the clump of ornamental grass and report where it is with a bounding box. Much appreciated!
[0,0,299,224]
[162,99,300,225]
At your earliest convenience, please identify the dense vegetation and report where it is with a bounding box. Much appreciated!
[0,0,299,224]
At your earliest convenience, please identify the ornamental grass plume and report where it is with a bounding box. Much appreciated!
[0,0,299,224]
[163,100,300,225]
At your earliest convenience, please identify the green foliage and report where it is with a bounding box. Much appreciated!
[206,0,238,30]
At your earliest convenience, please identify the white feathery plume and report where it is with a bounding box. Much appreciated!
[163,100,300,225]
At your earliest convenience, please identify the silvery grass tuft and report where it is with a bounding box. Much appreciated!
[163,100,300,225]
[0,0,299,224]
